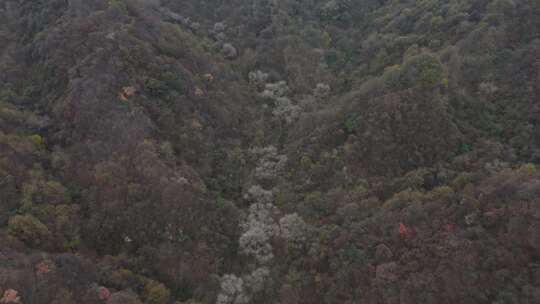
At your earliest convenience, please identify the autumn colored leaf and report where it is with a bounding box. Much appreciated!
[0,289,20,304]
[399,222,408,237]
[118,86,136,101]
[98,287,111,301]
[445,223,456,233]
[35,260,51,274]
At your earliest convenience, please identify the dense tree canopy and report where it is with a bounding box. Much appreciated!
[0,0,539,303]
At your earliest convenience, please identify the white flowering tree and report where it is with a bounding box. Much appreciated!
[251,146,288,181]
[216,275,249,304]
[239,186,276,264]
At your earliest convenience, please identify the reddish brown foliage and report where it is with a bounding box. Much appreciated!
[98,287,111,301]
[35,260,51,274]
[119,86,136,101]
[0,289,19,304]
[399,223,408,237]
[445,223,457,233]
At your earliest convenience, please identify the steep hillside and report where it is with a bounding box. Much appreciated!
[0,0,539,303]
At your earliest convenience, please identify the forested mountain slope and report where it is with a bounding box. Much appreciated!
[0,0,539,303]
